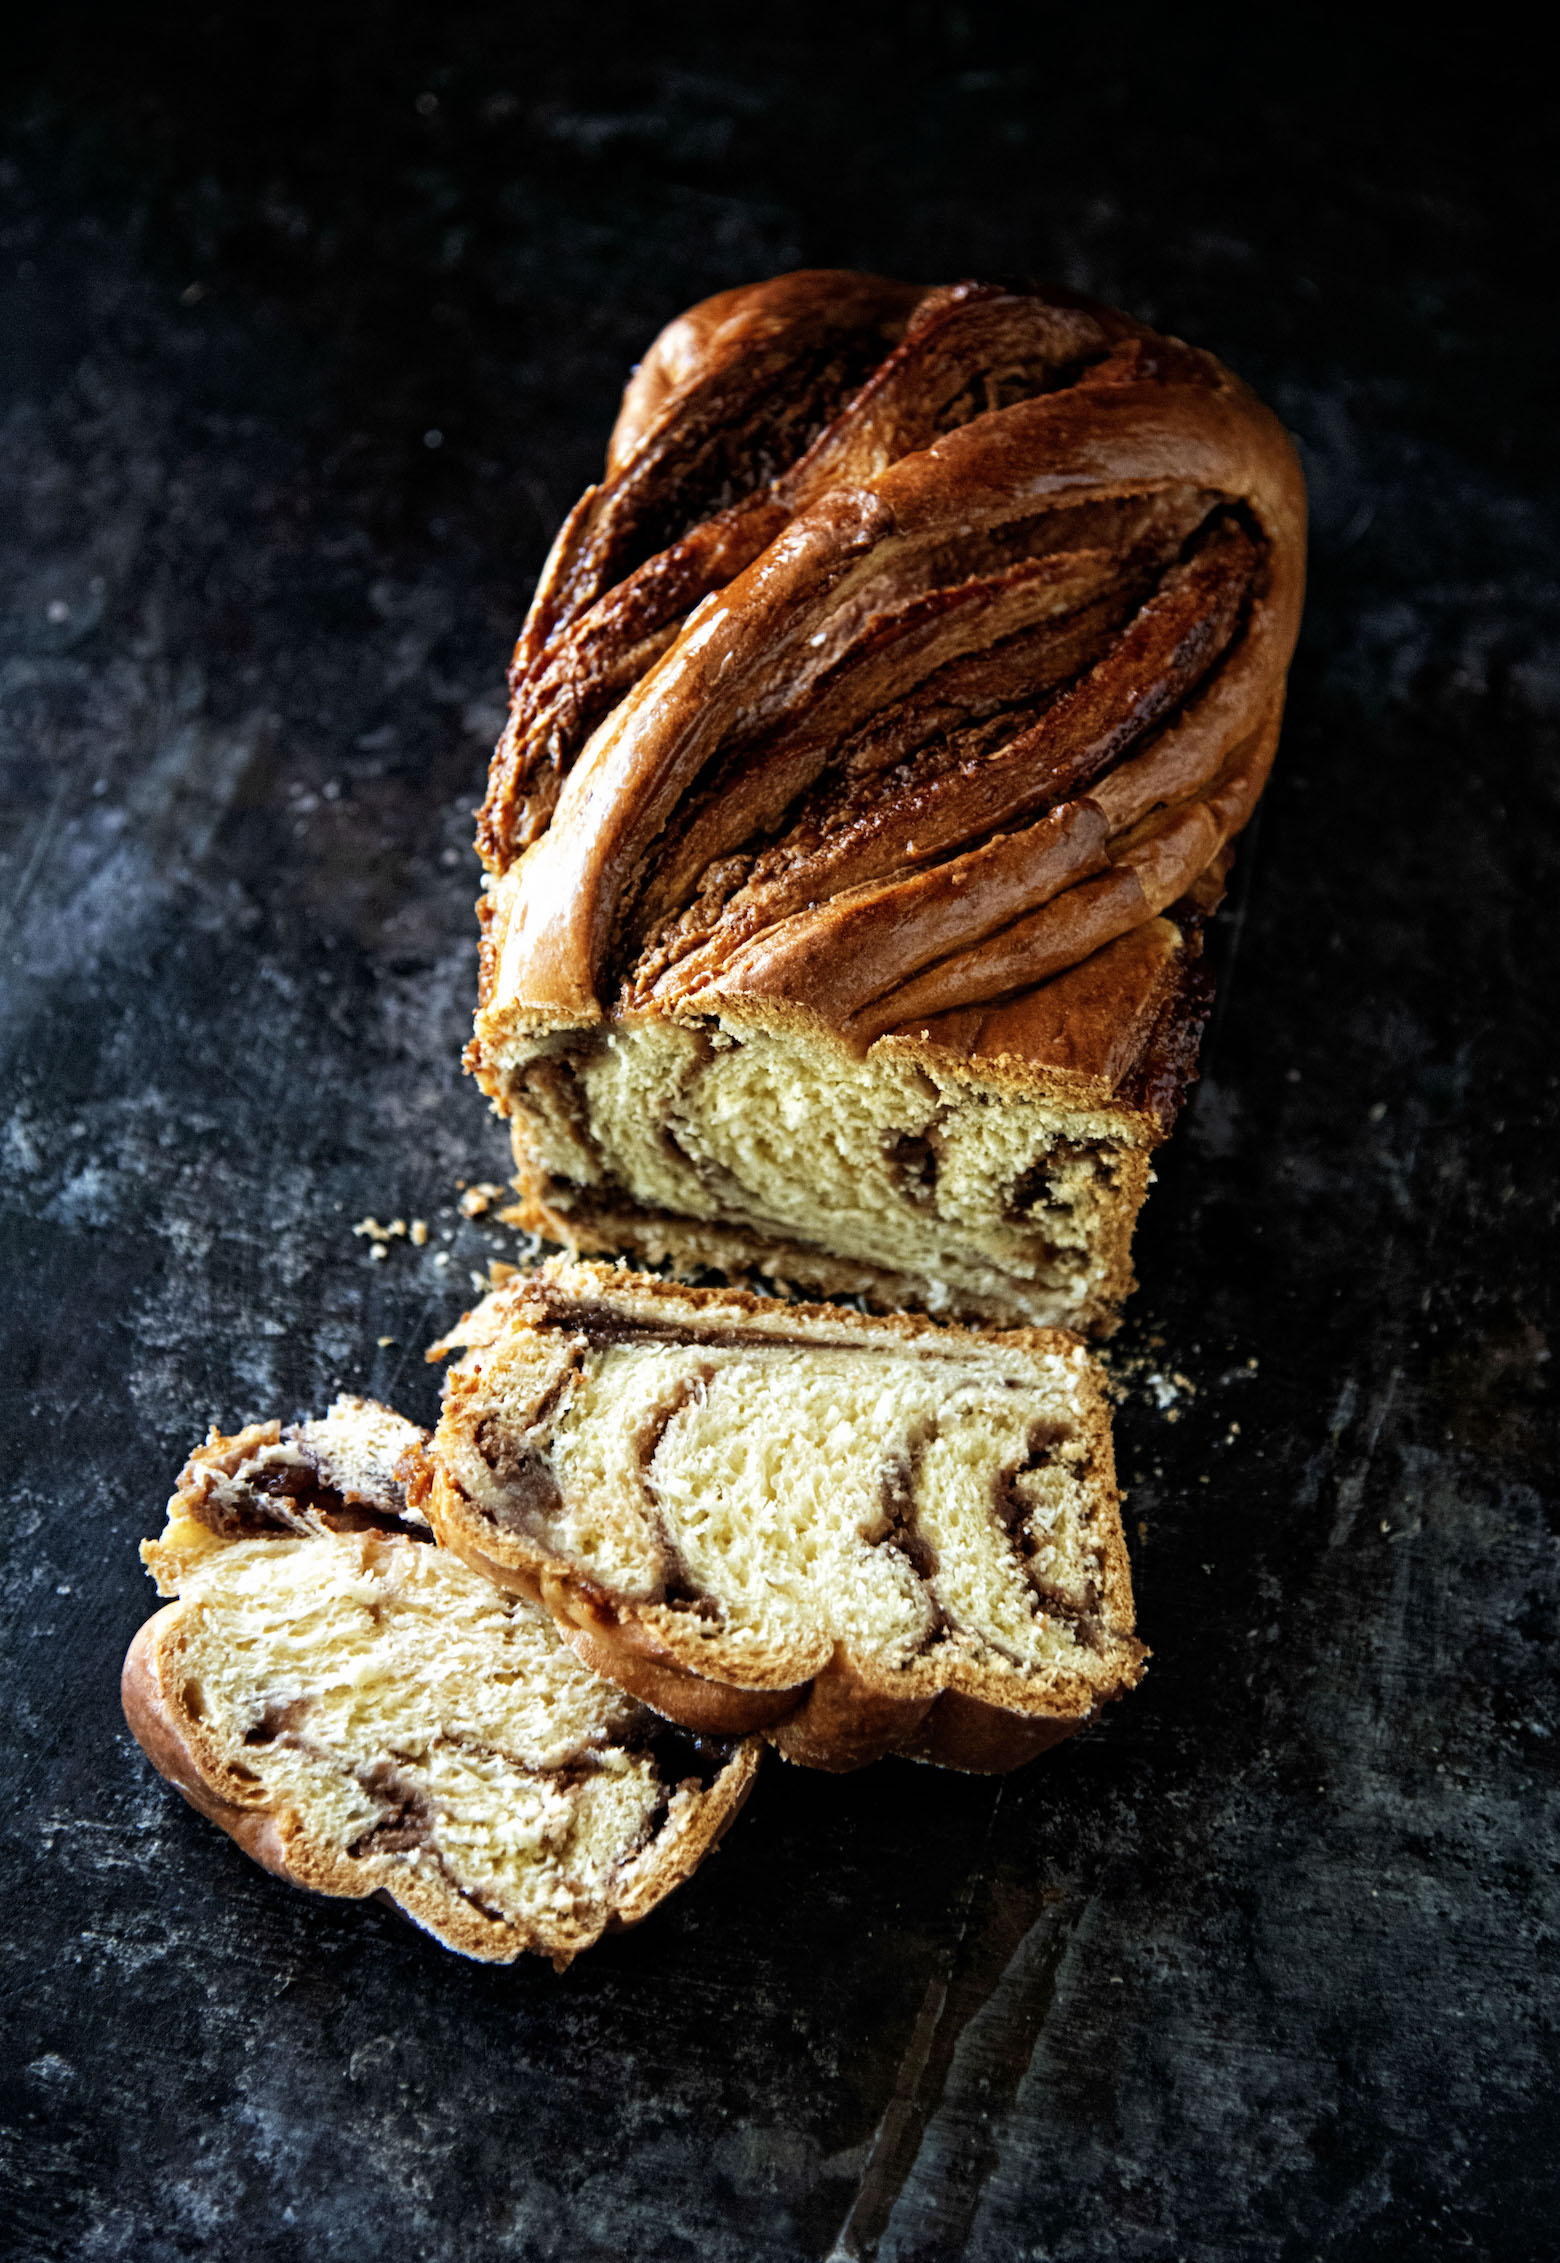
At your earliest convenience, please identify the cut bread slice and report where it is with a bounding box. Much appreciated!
[426,1261,1147,1772]
[124,1400,759,1966]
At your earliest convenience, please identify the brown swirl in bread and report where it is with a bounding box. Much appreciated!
[468,272,1305,1331]
[426,1261,1146,1773]
[125,1399,758,1966]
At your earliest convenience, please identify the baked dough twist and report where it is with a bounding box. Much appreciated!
[469,272,1306,1331]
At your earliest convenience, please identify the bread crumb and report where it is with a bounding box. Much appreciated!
[354,1215,408,1245]
[410,1219,429,1246]
[460,1182,507,1218]
[377,1335,395,1347]
[369,1243,388,1262]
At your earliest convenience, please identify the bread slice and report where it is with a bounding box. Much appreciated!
[468,271,1305,1334]
[124,1399,759,1966]
[426,1261,1147,1772]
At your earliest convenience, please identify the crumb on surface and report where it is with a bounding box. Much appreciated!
[353,1216,408,1243]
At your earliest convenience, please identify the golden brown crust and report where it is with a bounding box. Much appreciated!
[471,301,1302,1051]
[912,913,1185,1086]
[460,276,1300,1345]
[550,1602,811,1737]
[121,1618,302,1880]
[603,269,927,481]
[425,1261,1147,1772]
[899,1689,1084,1772]
[482,270,929,860]
[485,278,1144,874]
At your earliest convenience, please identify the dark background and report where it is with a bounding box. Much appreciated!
[2,7,1556,2258]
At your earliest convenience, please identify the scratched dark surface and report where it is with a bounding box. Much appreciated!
[2,9,1556,2259]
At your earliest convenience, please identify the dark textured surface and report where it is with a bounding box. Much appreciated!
[2,10,1556,2258]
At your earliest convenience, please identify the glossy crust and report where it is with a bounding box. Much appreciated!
[424,1262,1148,1774]
[485,268,927,854]
[123,1410,760,1966]
[471,272,1302,1045]
[466,272,1303,1330]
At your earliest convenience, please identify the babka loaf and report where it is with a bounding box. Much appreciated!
[468,270,1306,1332]
[123,1397,759,1966]
[425,1260,1147,1772]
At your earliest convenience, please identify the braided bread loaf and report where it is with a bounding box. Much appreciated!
[471,272,1305,1331]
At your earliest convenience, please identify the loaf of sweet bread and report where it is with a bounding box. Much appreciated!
[425,1261,1146,1772]
[469,270,1306,1332]
[123,1398,759,1966]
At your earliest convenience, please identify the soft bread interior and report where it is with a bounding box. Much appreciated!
[500,1014,1148,1331]
[433,1265,1142,1718]
[155,1532,693,1937]
[131,1400,755,1963]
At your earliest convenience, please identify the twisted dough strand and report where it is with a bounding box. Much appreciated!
[475,273,1305,1058]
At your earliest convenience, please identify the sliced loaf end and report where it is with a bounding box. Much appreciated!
[125,1398,759,1965]
[429,1261,1147,1772]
